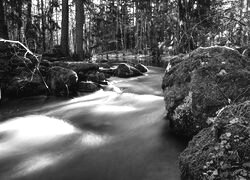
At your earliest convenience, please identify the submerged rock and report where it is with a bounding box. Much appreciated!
[114,63,143,78]
[46,66,78,96]
[179,101,250,180]
[162,46,250,138]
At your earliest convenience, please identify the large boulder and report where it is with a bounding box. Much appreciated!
[179,101,250,180]
[3,72,47,97]
[46,66,78,96]
[114,63,143,78]
[162,46,250,138]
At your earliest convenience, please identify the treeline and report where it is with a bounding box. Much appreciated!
[0,0,249,60]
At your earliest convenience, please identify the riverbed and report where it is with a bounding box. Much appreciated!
[0,66,187,180]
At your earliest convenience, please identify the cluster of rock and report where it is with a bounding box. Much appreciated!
[0,41,148,100]
[162,46,250,179]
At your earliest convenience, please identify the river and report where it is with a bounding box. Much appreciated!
[0,66,187,180]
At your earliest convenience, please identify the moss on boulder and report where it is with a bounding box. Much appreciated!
[46,66,78,96]
[162,46,250,138]
[179,101,250,180]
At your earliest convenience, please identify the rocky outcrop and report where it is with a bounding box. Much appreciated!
[114,63,143,78]
[162,46,250,138]
[179,101,250,180]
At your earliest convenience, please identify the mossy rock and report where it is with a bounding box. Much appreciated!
[179,101,250,180]
[162,46,250,138]
[78,81,99,93]
[46,66,78,96]
[114,63,143,78]
[52,61,99,73]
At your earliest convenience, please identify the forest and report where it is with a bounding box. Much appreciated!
[0,0,249,59]
[0,1,250,180]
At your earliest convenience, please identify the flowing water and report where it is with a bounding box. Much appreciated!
[0,67,186,180]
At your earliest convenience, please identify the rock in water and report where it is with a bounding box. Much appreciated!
[78,81,99,93]
[114,63,143,78]
[179,101,250,180]
[47,66,78,96]
[51,61,100,82]
[52,61,99,73]
[135,63,148,73]
[162,46,250,138]
[87,72,106,83]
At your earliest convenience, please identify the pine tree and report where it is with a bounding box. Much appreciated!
[75,0,85,60]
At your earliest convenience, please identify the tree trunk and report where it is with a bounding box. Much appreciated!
[248,0,250,45]
[135,1,139,53]
[17,0,22,41]
[0,0,8,39]
[75,0,85,60]
[41,0,46,51]
[61,0,69,56]
[27,0,32,24]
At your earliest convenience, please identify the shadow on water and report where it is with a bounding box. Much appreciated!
[0,66,187,180]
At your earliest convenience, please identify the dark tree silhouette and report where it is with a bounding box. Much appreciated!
[0,0,8,39]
